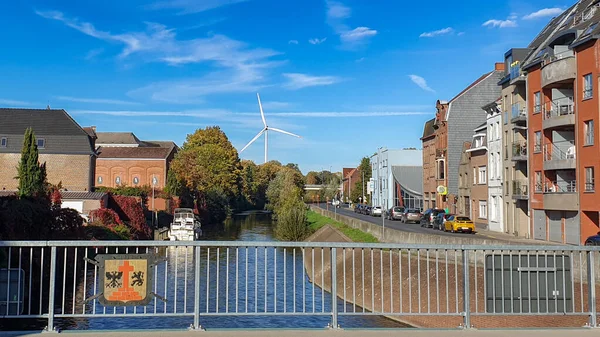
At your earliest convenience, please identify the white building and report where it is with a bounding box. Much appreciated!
[371,148,423,209]
[483,99,504,232]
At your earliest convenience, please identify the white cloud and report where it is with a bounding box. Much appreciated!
[0,99,35,106]
[261,101,291,109]
[419,27,454,38]
[55,96,142,105]
[288,40,299,45]
[523,8,564,20]
[457,32,465,36]
[84,48,104,60]
[482,19,518,28]
[355,57,365,62]
[325,1,376,49]
[308,37,327,45]
[145,0,247,15]
[282,73,342,90]
[408,75,435,93]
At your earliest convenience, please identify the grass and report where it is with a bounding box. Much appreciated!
[306,210,379,243]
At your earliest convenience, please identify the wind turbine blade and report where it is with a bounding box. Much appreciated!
[269,127,302,138]
[257,93,267,127]
[239,129,265,153]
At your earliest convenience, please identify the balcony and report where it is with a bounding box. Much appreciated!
[543,97,575,130]
[509,64,526,84]
[512,180,528,200]
[541,51,576,88]
[512,143,527,161]
[543,180,579,211]
[543,140,576,170]
[511,103,527,124]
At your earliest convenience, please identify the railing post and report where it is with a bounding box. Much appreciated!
[588,251,597,328]
[191,245,203,331]
[462,249,471,329]
[329,247,339,329]
[43,246,58,333]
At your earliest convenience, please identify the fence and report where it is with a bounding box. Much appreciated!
[1,241,600,332]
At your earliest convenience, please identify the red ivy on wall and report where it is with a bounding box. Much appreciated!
[110,195,152,240]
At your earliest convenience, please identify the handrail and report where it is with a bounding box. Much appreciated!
[542,50,575,66]
[512,142,527,157]
[511,103,526,120]
[544,97,574,120]
[545,180,577,193]
[512,180,528,196]
[544,140,575,161]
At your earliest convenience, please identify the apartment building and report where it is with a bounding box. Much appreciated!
[466,123,489,228]
[421,117,440,210]
[499,48,531,238]
[371,148,422,209]
[458,142,472,218]
[421,101,449,211]
[520,0,600,244]
[482,98,504,232]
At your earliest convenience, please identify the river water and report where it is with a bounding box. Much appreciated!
[50,212,407,330]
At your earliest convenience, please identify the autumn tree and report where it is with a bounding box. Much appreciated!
[266,167,308,241]
[305,171,321,185]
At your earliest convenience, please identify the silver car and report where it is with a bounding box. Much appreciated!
[402,208,422,224]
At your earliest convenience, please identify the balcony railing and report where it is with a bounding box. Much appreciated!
[542,50,575,67]
[512,143,527,159]
[509,64,525,81]
[544,97,574,120]
[543,140,576,161]
[544,180,577,193]
[512,180,528,197]
[511,103,526,121]
[586,178,595,192]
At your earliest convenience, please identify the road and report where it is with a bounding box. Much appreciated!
[313,203,540,244]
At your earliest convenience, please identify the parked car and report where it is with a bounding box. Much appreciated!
[363,205,372,215]
[401,208,422,224]
[354,204,363,213]
[434,213,454,231]
[420,208,446,228]
[585,232,600,245]
[371,206,383,217]
[386,206,405,220]
[443,215,475,233]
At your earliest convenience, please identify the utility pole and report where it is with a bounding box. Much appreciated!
[378,147,385,239]
[362,170,365,204]
[151,174,156,228]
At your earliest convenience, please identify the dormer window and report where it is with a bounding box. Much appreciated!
[37,138,45,149]
[0,137,6,148]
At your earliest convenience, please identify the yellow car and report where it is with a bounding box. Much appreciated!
[443,215,476,234]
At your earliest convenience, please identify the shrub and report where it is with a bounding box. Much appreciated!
[89,208,122,226]
[202,187,231,224]
[275,199,309,241]
[51,207,84,239]
[110,195,152,240]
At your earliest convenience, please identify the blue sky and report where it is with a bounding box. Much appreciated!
[0,0,572,173]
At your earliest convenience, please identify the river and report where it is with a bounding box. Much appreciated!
[48,212,407,330]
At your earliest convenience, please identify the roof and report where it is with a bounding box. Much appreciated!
[391,166,423,195]
[474,122,487,131]
[449,72,493,104]
[421,118,436,140]
[96,132,141,145]
[0,108,95,154]
[97,146,174,159]
[61,191,107,200]
[343,168,357,180]
[82,127,97,139]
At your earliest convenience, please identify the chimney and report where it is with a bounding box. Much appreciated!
[495,62,505,71]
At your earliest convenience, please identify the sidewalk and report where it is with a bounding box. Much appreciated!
[4,329,599,337]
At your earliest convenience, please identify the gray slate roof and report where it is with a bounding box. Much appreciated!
[96,132,141,145]
[0,108,95,154]
[391,166,423,195]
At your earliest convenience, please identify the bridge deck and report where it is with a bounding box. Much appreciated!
[7,329,599,337]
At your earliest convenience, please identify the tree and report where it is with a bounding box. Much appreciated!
[170,126,242,199]
[266,167,308,241]
[17,128,47,198]
[240,160,259,207]
[266,167,304,214]
[164,168,183,197]
[358,156,371,203]
[305,171,321,185]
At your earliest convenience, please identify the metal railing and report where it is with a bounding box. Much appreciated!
[544,140,576,162]
[511,104,526,120]
[545,180,577,193]
[512,180,528,196]
[512,143,527,158]
[2,241,600,332]
[509,64,524,81]
[544,97,574,120]
[586,178,595,192]
[542,50,575,67]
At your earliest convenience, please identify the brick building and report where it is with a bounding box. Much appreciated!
[421,118,438,209]
[466,123,489,228]
[95,132,178,189]
[341,167,360,203]
[0,108,96,192]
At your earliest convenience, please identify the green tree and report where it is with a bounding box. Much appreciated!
[164,168,182,197]
[305,171,321,185]
[240,160,259,207]
[170,126,242,198]
[17,128,47,198]
[266,167,308,241]
[358,156,371,203]
[266,167,304,214]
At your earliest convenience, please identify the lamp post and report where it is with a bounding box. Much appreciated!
[152,174,156,228]
[378,147,385,239]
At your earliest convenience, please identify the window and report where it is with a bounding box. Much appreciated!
[0,137,6,148]
[37,138,45,149]
[473,167,477,184]
[97,176,103,184]
[479,201,487,219]
[115,176,121,185]
[133,177,140,185]
[437,160,445,179]
[490,154,495,180]
[586,167,595,192]
[535,171,542,192]
[534,92,541,113]
[478,166,487,184]
[585,120,595,146]
[534,131,542,152]
[491,196,497,221]
[584,74,593,100]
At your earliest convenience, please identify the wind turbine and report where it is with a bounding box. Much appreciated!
[239,93,301,164]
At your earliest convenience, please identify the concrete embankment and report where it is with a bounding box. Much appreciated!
[304,224,598,329]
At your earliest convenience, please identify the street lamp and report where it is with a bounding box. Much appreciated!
[378,147,385,239]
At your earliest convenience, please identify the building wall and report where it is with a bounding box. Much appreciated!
[576,40,600,242]
[469,149,488,227]
[372,149,423,208]
[342,169,361,202]
[487,111,504,232]
[434,120,449,211]
[422,136,437,209]
[527,66,544,218]
[96,159,167,188]
[458,144,471,218]
[0,153,93,191]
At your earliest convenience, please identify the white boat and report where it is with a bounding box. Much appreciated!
[168,208,202,241]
